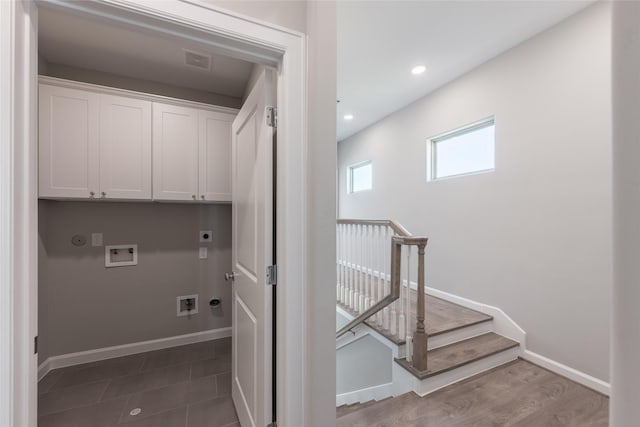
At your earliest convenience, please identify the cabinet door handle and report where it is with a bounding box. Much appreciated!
[201,195,205,200]
[192,194,196,200]
[89,191,95,197]
[101,192,106,198]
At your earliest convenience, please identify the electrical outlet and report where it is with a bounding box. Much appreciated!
[199,230,213,243]
[177,295,199,316]
[91,233,103,247]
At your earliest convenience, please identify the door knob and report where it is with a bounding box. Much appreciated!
[225,271,237,281]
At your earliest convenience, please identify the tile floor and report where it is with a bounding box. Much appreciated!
[38,337,239,427]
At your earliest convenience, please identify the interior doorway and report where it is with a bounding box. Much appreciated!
[4,1,307,426]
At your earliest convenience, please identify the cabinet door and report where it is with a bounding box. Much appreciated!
[153,103,199,201]
[99,94,152,200]
[198,110,233,202]
[39,84,100,198]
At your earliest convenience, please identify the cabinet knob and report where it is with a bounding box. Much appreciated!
[89,191,95,197]
[201,195,205,200]
[101,192,106,197]
[192,194,196,200]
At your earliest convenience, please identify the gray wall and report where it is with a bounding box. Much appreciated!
[612,1,640,423]
[38,200,232,361]
[39,60,242,109]
[338,3,611,382]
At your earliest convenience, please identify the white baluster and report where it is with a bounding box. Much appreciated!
[405,246,413,361]
[349,224,355,310]
[357,224,364,313]
[339,224,345,304]
[389,229,398,336]
[375,226,382,326]
[398,244,406,341]
[342,224,347,304]
[382,226,390,330]
[363,225,370,312]
[336,224,341,302]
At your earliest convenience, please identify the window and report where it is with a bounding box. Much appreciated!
[348,161,372,193]
[427,117,495,181]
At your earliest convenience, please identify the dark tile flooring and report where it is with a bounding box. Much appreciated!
[38,338,239,427]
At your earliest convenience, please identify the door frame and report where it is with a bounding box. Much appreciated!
[1,1,308,426]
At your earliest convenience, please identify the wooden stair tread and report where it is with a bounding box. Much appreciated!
[336,397,390,418]
[394,332,519,380]
[338,294,492,345]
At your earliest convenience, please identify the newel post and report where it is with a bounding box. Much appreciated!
[412,241,428,371]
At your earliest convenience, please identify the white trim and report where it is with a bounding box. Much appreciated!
[427,321,493,351]
[425,286,527,347]
[0,2,15,425]
[14,1,309,425]
[521,350,610,396]
[38,327,232,381]
[38,76,240,115]
[336,382,393,407]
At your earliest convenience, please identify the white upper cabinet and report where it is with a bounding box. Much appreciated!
[99,94,152,199]
[39,84,100,198]
[153,103,234,202]
[199,110,232,202]
[152,103,200,201]
[39,78,236,203]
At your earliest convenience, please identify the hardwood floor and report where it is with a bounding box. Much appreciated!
[337,359,609,427]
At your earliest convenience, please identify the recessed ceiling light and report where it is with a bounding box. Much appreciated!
[344,114,354,120]
[411,65,426,75]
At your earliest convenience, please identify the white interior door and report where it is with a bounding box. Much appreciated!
[231,69,274,427]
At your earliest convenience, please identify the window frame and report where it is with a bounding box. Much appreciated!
[347,160,373,194]
[426,116,496,181]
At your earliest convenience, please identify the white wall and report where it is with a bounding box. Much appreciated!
[338,3,611,382]
[612,1,640,424]
[336,335,391,394]
[205,1,307,34]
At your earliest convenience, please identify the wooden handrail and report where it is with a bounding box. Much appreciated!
[337,219,412,238]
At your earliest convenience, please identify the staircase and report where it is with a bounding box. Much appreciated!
[336,219,523,406]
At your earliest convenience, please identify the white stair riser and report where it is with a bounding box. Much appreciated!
[427,321,493,350]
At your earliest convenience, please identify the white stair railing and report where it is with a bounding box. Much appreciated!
[336,219,429,370]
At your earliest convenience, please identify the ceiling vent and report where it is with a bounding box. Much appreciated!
[183,49,212,71]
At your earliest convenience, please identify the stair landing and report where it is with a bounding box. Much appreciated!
[338,293,492,345]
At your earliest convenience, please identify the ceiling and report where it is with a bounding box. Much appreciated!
[38,8,254,99]
[337,1,595,141]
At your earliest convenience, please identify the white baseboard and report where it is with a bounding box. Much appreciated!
[38,327,232,381]
[336,382,393,407]
[521,350,610,396]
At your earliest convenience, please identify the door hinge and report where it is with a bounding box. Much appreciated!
[266,264,278,286]
[34,336,38,354]
[266,106,277,128]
